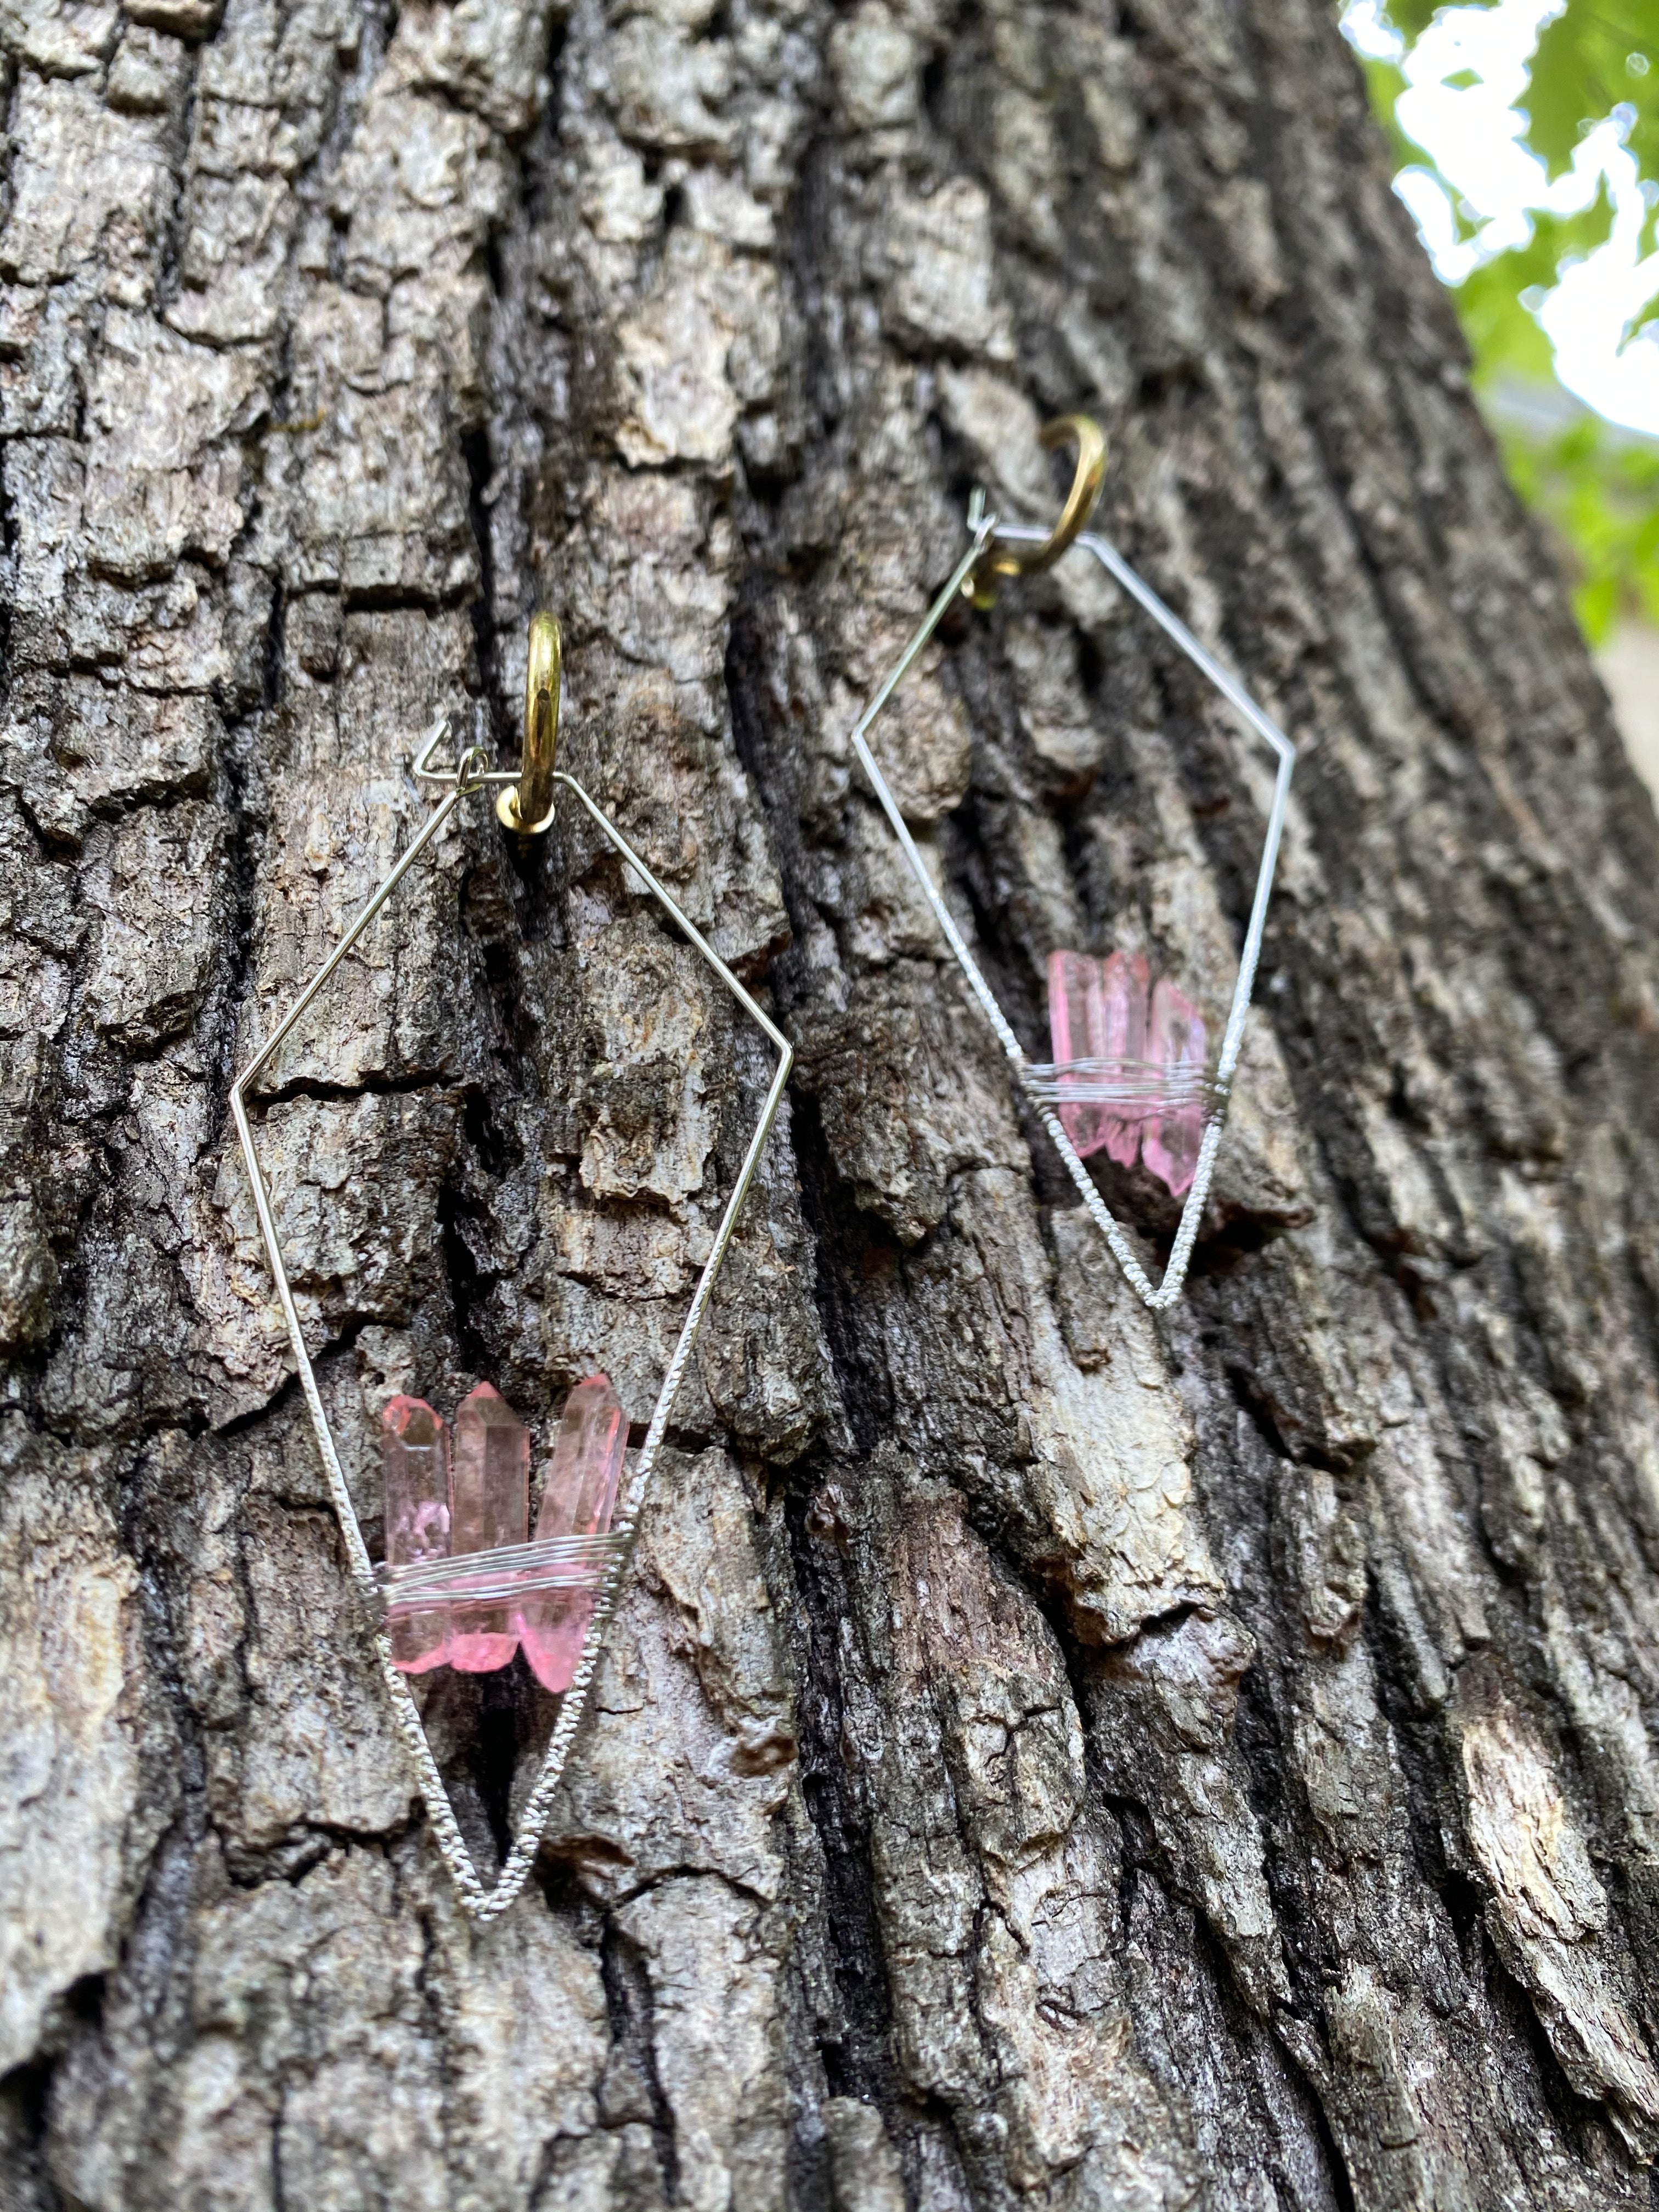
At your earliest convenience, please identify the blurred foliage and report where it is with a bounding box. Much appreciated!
[1505,420,1659,639]
[1455,188,1615,382]
[1381,1,1658,253]
[1528,1,1659,228]
[1358,1,1659,640]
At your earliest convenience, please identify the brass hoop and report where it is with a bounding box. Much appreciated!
[496,611,561,834]
[966,413,1108,607]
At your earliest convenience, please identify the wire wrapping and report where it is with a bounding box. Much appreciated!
[378,1530,628,1612]
[1022,1059,1228,1113]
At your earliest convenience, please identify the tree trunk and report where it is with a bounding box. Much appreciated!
[5,0,1659,2202]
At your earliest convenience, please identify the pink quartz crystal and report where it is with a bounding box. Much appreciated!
[1142,977,1207,1199]
[1046,948,1148,1166]
[1046,951,1208,1198]
[1098,950,1149,1169]
[447,1381,529,1673]
[1047,950,1109,1158]
[382,1395,451,1674]
[516,1372,627,1695]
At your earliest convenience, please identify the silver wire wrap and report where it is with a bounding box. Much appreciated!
[230,746,792,1923]
[379,1530,627,1612]
[1022,1060,1227,1113]
[850,507,1296,1314]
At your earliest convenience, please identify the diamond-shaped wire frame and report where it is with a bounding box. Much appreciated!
[852,508,1297,1313]
[230,758,792,1922]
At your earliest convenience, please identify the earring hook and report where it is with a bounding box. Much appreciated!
[966,413,1108,608]
[496,612,561,835]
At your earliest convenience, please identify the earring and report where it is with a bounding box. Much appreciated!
[850,414,1296,1312]
[230,616,793,1922]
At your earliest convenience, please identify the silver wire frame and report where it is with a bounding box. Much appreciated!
[231,753,793,1922]
[853,507,1296,1312]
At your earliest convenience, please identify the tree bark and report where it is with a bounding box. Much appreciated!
[4,0,1659,2203]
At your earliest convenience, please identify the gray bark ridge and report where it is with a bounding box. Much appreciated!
[4,0,1659,2205]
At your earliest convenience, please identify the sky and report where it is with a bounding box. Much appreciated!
[1342,0,1659,437]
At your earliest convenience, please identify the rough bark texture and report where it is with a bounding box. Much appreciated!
[4,0,1659,2203]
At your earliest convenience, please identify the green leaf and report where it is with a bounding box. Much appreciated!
[1360,54,1426,168]
[1574,569,1621,642]
[1457,255,1554,383]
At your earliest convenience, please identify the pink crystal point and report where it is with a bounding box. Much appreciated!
[1046,949,1149,1165]
[1048,950,1111,1158]
[1099,950,1149,1169]
[447,1381,529,1673]
[1143,978,1207,1198]
[382,1395,451,1674]
[516,1372,627,1695]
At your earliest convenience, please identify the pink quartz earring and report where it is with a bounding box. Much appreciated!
[230,616,792,1921]
[850,415,1296,1311]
